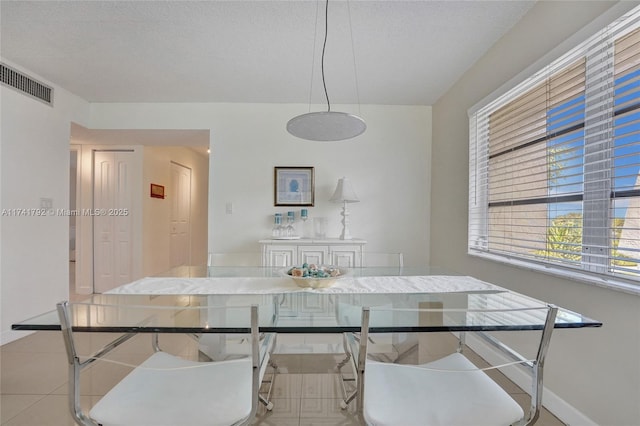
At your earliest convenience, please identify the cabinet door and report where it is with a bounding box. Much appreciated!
[298,246,329,265]
[330,245,363,267]
[277,293,299,317]
[267,246,296,267]
[277,293,334,319]
[300,293,332,316]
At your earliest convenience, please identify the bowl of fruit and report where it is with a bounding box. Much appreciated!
[283,264,349,288]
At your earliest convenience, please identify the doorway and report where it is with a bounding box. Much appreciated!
[69,124,210,290]
[170,162,192,268]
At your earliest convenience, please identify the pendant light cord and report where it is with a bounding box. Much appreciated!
[321,0,331,112]
[307,0,319,113]
[347,0,361,115]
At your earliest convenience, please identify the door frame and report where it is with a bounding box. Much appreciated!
[69,145,82,295]
[74,145,143,294]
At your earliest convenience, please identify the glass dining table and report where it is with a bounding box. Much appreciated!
[11,266,602,422]
[12,266,602,334]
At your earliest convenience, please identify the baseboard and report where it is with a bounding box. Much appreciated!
[465,334,598,426]
[0,328,35,346]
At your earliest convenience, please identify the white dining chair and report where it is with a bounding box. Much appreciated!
[338,251,406,390]
[207,252,262,267]
[361,252,404,269]
[354,304,558,426]
[57,301,269,426]
[196,295,278,411]
[204,254,279,409]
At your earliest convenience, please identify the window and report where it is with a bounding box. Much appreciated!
[469,7,640,290]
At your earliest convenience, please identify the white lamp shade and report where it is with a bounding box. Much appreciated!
[330,177,359,203]
[287,111,366,142]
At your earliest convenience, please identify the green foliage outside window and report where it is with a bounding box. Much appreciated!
[534,213,638,266]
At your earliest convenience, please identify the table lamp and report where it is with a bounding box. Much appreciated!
[330,177,360,240]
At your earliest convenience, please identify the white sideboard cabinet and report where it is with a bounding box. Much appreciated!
[259,238,367,353]
[259,238,367,267]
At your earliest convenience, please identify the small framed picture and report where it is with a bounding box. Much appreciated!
[274,167,314,206]
[150,183,165,199]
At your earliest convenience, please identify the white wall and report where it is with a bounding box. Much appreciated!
[432,2,640,425]
[0,60,90,343]
[0,94,430,341]
[143,145,209,274]
[89,103,432,266]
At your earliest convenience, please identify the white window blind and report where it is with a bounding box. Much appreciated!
[611,27,640,277]
[469,6,640,288]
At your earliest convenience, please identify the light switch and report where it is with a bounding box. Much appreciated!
[226,202,233,214]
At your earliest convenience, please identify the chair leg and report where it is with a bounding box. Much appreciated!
[151,333,161,352]
[337,333,358,409]
[257,333,279,411]
[258,358,278,411]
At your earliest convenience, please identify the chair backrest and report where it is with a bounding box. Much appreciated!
[57,300,262,426]
[361,252,404,268]
[208,252,262,267]
[355,303,558,426]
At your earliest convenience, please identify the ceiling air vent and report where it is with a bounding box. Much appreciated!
[1,63,53,106]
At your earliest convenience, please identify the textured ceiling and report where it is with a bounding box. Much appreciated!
[1,0,535,105]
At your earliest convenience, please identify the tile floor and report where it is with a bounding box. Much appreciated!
[1,328,566,426]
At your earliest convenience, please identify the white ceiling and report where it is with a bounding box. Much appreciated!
[1,0,535,106]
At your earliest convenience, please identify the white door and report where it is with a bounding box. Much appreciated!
[170,162,191,268]
[93,151,134,293]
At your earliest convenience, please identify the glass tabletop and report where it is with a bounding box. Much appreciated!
[13,291,601,334]
[154,265,452,278]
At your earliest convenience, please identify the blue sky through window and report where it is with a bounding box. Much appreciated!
[547,93,585,222]
[545,71,640,221]
[613,68,640,221]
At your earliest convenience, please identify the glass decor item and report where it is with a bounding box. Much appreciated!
[272,214,283,238]
[271,212,300,239]
[300,209,312,238]
[314,217,327,238]
[285,214,296,237]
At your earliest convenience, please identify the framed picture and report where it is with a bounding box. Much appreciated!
[150,183,165,199]
[274,167,314,206]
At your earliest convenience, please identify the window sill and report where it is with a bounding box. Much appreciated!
[468,250,640,297]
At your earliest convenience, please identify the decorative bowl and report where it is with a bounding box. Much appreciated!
[282,264,349,288]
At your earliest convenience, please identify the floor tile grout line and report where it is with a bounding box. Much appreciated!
[0,393,48,425]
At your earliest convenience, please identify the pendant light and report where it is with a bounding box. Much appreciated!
[287,0,366,141]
